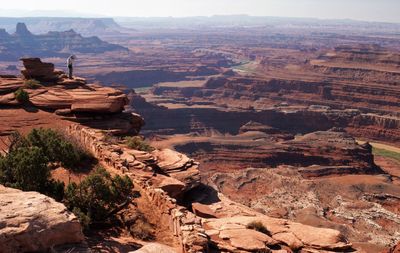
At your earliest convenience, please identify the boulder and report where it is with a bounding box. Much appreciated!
[153,149,193,173]
[130,243,177,253]
[0,186,84,253]
[152,149,201,192]
[20,58,61,82]
[219,228,276,251]
[288,223,351,251]
[192,202,218,218]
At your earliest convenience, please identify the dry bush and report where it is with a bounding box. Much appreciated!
[124,136,155,152]
[246,221,271,236]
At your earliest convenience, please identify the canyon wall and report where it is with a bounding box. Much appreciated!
[66,124,208,253]
[66,124,357,253]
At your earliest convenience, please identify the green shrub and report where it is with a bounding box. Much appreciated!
[246,221,270,236]
[7,146,49,191]
[125,136,155,152]
[0,128,90,200]
[103,132,120,144]
[0,145,64,200]
[24,79,41,89]
[72,207,91,230]
[64,167,134,227]
[27,128,87,169]
[0,129,136,231]
[14,88,29,103]
[44,179,65,202]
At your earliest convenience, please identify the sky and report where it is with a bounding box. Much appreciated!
[0,0,399,23]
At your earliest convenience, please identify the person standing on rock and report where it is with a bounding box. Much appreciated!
[67,55,76,79]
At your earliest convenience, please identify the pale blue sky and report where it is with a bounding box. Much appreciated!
[0,0,399,23]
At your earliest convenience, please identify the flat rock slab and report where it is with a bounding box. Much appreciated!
[203,216,352,252]
[192,202,218,218]
[0,185,84,253]
[153,148,193,172]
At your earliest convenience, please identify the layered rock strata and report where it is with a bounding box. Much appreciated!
[0,58,144,135]
[67,123,357,253]
[67,124,207,252]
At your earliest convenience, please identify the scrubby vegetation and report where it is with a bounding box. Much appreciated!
[246,221,270,236]
[14,88,29,103]
[0,131,66,200]
[27,128,90,169]
[24,79,41,89]
[0,128,137,232]
[64,167,134,229]
[125,136,155,152]
[0,129,93,200]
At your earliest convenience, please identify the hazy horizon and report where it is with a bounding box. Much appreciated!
[0,0,399,23]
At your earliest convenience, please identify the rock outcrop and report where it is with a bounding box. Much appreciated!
[15,22,32,37]
[0,186,84,253]
[66,124,208,253]
[204,216,352,252]
[152,149,201,192]
[0,58,144,134]
[20,57,61,82]
[66,125,199,198]
[66,123,360,253]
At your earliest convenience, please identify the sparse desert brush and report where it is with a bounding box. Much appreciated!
[246,221,270,235]
[125,136,155,152]
[0,128,95,201]
[0,131,65,201]
[27,128,93,169]
[14,88,29,103]
[64,166,135,230]
[24,79,41,89]
[103,132,120,144]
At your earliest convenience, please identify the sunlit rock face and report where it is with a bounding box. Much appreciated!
[0,186,84,253]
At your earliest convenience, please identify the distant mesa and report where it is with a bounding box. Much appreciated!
[0,23,129,60]
[0,17,129,36]
[15,22,32,36]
